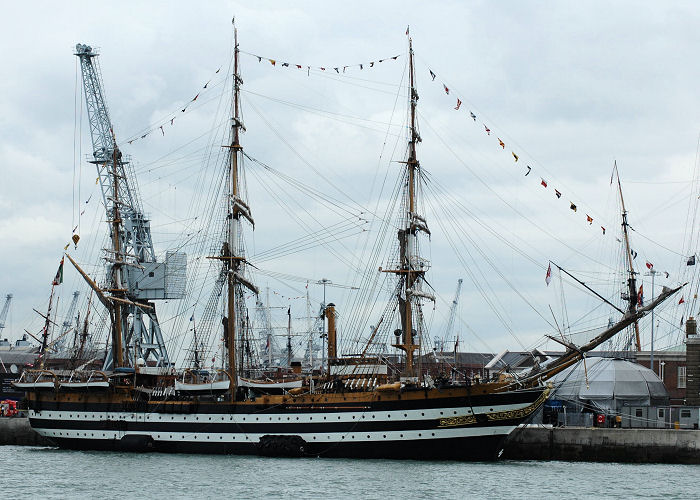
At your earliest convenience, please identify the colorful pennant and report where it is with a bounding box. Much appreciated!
[425,65,613,237]
[241,49,400,76]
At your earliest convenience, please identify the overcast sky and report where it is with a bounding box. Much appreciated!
[1,1,698,360]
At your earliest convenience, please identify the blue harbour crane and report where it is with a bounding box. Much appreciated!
[442,279,463,353]
[73,44,186,370]
[0,294,12,335]
[53,291,80,352]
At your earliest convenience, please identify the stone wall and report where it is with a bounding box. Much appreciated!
[503,426,700,463]
[0,417,51,446]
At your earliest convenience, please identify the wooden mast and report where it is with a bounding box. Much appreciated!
[110,135,125,368]
[38,284,56,369]
[390,34,423,378]
[76,289,93,367]
[405,36,417,374]
[226,20,242,398]
[615,162,642,351]
[224,19,260,397]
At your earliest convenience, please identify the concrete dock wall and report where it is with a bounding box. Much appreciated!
[503,426,700,463]
[0,417,51,446]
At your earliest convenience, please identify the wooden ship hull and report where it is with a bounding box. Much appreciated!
[25,384,547,459]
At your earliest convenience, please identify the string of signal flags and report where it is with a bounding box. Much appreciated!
[424,66,610,237]
[63,48,401,250]
[119,50,401,148]
[120,65,225,147]
[239,49,401,75]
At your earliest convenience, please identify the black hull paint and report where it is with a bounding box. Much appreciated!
[48,434,507,460]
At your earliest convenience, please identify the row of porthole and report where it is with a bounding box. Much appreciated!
[52,430,441,443]
[53,431,436,440]
[55,432,100,437]
[54,409,466,422]
[159,410,462,421]
[312,433,435,440]
[70,410,457,421]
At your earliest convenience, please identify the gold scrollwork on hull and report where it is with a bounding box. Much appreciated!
[438,388,550,428]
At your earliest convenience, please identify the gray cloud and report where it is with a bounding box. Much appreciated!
[1,1,697,359]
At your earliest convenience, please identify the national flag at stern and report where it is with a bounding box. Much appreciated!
[545,263,552,286]
[52,257,64,285]
[645,261,653,270]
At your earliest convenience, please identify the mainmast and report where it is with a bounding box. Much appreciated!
[389,36,432,379]
[225,20,258,399]
[615,163,642,351]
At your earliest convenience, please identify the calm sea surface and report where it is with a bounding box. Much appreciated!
[1,445,697,499]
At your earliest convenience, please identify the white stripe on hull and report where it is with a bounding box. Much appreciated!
[28,400,532,426]
[33,425,516,443]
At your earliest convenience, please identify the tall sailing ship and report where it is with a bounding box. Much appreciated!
[16,23,680,460]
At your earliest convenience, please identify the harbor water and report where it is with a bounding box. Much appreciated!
[1,445,697,499]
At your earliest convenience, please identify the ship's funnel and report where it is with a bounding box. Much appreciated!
[325,303,337,364]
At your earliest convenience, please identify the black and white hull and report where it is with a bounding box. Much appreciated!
[27,387,547,460]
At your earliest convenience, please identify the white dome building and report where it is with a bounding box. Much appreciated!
[551,357,669,412]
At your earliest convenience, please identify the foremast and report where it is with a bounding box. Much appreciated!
[225,20,258,399]
[388,36,432,379]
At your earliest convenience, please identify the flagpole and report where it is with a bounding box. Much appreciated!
[39,283,56,368]
[615,163,642,351]
[645,267,657,373]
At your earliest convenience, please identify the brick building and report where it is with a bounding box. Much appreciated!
[635,348,686,405]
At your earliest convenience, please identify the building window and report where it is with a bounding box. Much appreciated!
[678,366,687,389]
[635,409,643,417]
[658,408,665,418]
[681,409,691,418]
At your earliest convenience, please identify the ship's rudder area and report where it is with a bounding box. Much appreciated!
[256,435,307,457]
[118,433,155,452]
